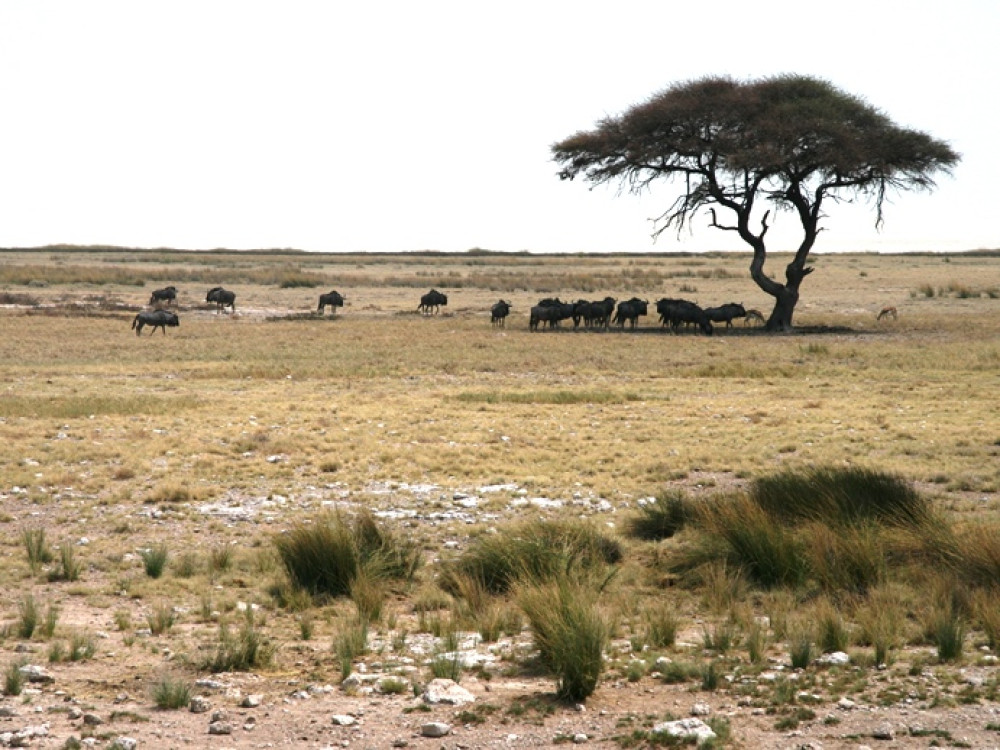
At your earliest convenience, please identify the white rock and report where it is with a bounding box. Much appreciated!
[690,702,711,716]
[652,718,717,744]
[18,665,54,683]
[420,722,451,738]
[422,678,476,706]
[331,715,356,726]
[817,651,850,666]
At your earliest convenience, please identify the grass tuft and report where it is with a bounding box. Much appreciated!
[274,510,420,601]
[518,579,610,702]
[442,519,621,596]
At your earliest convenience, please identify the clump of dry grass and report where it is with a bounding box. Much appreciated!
[274,510,420,601]
[440,519,622,596]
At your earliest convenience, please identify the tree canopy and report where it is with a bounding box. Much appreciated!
[552,75,960,330]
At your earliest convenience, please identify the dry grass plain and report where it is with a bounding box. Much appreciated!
[1,247,999,749]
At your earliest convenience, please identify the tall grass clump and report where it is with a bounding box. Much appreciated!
[16,595,39,639]
[923,601,965,662]
[813,599,851,653]
[441,519,622,596]
[640,602,681,649]
[152,674,191,709]
[948,523,1000,588]
[749,466,929,528]
[3,660,26,696]
[693,494,806,588]
[625,491,690,540]
[22,528,53,574]
[333,618,369,680]
[274,510,420,601]
[802,521,886,595]
[203,608,274,673]
[856,587,906,666]
[517,579,610,702]
[141,544,169,579]
[48,545,82,582]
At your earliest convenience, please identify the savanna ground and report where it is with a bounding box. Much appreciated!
[0,247,999,749]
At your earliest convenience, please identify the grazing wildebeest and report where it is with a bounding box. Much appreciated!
[148,286,177,306]
[317,290,345,314]
[418,289,448,314]
[877,306,898,321]
[656,298,714,335]
[529,299,566,331]
[491,299,511,327]
[703,302,747,328]
[206,286,236,313]
[613,298,648,329]
[131,310,179,336]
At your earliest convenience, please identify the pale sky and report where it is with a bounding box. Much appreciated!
[1,1,997,254]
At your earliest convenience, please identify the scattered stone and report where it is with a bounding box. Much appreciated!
[331,715,356,726]
[241,694,263,708]
[420,722,451,738]
[690,702,711,717]
[652,718,717,744]
[572,732,588,743]
[208,721,233,735]
[872,723,895,740]
[18,665,54,683]
[653,656,672,673]
[189,696,211,714]
[392,739,408,748]
[209,710,227,723]
[0,707,16,718]
[817,651,850,666]
[82,713,104,726]
[422,678,475,706]
[837,697,856,710]
[110,738,137,750]
[195,678,227,690]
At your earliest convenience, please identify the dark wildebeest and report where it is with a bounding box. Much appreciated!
[703,302,747,328]
[317,290,345,314]
[418,289,448,315]
[529,299,563,331]
[132,310,179,336]
[206,286,236,313]
[613,298,648,329]
[656,298,713,335]
[589,297,616,329]
[148,286,177,306]
[491,299,511,327]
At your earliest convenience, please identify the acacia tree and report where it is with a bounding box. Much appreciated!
[552,75,960,330]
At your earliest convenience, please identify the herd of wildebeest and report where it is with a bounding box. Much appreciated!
[131,284,765,336]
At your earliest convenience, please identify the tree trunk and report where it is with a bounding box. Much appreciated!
[764,260,812,332]
[765,287,798,331]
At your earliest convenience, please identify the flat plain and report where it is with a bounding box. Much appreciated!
[0,247,999,749]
